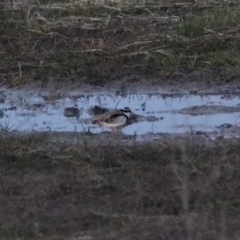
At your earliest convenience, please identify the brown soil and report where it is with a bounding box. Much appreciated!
[7,69,240,95]
[47,69,240,94]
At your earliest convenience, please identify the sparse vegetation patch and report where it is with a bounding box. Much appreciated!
[1,0,240,87]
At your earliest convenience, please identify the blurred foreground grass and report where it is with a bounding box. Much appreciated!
[0,132,240,239]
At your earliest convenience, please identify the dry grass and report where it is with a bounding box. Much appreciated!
[1,0,240,87]
[1,133,240,239]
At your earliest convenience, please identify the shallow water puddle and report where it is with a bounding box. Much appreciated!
[0,88,240,136]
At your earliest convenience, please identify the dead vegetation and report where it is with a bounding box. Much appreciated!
[1,0,240,87]
[0,132,240,239]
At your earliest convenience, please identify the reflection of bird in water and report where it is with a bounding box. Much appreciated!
[91,107,132,132]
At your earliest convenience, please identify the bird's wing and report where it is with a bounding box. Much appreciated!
[103,113,126,123]
[90,109,121,122]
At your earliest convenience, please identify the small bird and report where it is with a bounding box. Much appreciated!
[91,107,132,132]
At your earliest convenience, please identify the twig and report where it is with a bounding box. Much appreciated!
[27,29,68,39]
[116,41,153,51]
[18,62,22,78]
[70,49,107,53]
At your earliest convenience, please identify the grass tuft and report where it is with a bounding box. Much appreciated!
[176,18,205,37]
[176,7,240,37]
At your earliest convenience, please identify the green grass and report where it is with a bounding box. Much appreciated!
[206,50,240,68]
[176,7,240,37]
[176,18,205,37]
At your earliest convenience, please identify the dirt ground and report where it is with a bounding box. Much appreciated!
[25,70,240,95]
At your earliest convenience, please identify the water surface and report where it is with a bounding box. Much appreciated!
[0,88,240,136]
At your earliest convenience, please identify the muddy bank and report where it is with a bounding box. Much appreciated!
[5,69,240,95]
[67,69,240,94]
[164,104,240,115]
[1,129,239,147]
